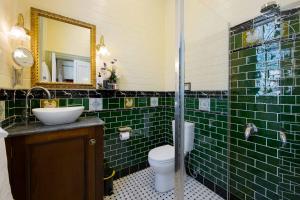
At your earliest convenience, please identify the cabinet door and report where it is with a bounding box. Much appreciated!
[24,127,97,200]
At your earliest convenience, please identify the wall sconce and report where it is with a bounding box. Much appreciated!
[9,14,30,41]
[96,35,110,57]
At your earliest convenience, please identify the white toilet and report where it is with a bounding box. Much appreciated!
[148,121,195,192]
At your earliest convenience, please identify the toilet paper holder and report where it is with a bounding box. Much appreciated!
[118,127,132,141]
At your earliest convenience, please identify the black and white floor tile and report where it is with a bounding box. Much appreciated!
[104,168,223,200]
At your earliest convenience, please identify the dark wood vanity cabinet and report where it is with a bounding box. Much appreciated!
[5,126,103,200]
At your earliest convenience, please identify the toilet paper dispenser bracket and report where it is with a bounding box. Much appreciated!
[118,127,132,132]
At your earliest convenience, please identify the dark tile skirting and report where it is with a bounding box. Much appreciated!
[114,161,150,180]
[187,168,241,200]
[0,89,168,101]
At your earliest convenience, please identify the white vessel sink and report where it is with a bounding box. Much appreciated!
[32,106,84,125]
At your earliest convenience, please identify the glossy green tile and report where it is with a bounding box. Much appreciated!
[246,55,258,64]
[15,99,26,107]
[238,80,255,87]
[256,96,278,104]
[279,114,296,122]
[231,73,247,81]
[231,58,246,67]
[280,96,296,104]
[267,122,281,131]
[292,105,300,113]
[239,64,256,73]
[247,149,266,162]
[231,51,239,59]
[256,176,277,191]
[246,88,260,95]
[247,103,266,112]
[267,104,283,113]
[83,99,89,110]
[30,99,40,109]
[231,66,239,74]
[238,110,255,118]
[231,102,246,110]
[68,98,82,106]
[256,144,277,157]
[238,96,255,103]
[239,48,256,58]
[256,112,277,121]
[234,33,243,49]
[59,99,67,107]
[103,99,109,109]
[246,165,265,177]
[231,88,246,95]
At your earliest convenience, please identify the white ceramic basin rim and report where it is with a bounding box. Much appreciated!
[32,106,84,125]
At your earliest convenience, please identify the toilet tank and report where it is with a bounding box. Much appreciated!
[172,120,195,153]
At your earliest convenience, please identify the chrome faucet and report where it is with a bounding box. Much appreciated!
[25,86,51,125]
[244,123,258,140]
[279,129,287,148]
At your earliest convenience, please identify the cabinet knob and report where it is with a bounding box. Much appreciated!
[89,139,96,146]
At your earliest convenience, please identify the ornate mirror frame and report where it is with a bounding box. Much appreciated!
[31,7,96,89]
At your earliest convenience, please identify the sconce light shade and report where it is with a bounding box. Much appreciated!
[96,35,110,57]
[9,14,30,41]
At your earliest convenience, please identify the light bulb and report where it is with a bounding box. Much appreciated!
[97,46,110,57]
[9,26,28,41]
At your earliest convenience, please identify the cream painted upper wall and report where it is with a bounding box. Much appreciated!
[0,0,29,89]
[164,0,300,91]
[1,0,300,90]
[0,0,32,89]
[15,0,166,91]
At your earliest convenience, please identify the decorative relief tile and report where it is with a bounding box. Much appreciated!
[40,99,59,108]
[199,98,210,112]
[89,98,103,111]
[150,97,158,107]
[124,97,135,109]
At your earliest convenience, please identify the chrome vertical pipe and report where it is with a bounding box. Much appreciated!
[227,25,232,200]
[175,0,185,199]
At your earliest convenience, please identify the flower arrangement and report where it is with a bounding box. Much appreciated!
[102,59,120,83]
[101,59,120,90]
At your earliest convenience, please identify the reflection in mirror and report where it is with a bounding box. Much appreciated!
[38,17,91,84]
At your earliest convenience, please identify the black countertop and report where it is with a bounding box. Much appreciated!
[6,117,105,137]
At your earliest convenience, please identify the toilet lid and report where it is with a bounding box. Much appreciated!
[148,145,174,163]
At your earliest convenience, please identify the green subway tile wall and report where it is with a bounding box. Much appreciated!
[1,91,230,193]
[230,11,300,200]
[0,95,167,174]
[164,94,229,191]
[99,103,167,171]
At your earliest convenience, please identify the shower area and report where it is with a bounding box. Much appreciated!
[173,0,300,200]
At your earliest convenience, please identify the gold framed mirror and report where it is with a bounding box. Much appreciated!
[31,7,96,89]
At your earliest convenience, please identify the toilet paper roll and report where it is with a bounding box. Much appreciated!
[119,132,130,141]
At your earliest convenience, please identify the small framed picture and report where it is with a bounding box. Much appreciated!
[184,82,191,91]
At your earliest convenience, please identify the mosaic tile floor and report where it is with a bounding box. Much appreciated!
[104,168,223,200]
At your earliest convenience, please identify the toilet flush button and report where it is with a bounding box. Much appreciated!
[199,98,210,112]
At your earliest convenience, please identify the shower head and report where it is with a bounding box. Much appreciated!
[261,1,280,17]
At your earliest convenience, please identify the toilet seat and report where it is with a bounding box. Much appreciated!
[148,145,174,163]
